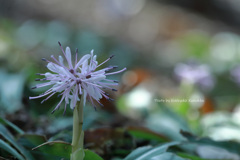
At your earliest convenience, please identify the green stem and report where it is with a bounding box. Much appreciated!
[71,99,85,160]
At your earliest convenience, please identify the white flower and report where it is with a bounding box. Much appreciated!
[30,42,126,114]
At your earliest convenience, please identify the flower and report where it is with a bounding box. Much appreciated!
[231,66,240,85]
[174,62,214,90]
[29,42,126,114]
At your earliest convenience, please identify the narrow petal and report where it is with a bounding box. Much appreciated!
[59,55,64,66]
[65,47,73,69]
[94,87,102,100]
[75,54,91,69]
[86,75,106,82]
[36,82,53,88]
[29,90,53,99]
[47,63,63,73]
[51,95,65,113]
[81,59,89,75]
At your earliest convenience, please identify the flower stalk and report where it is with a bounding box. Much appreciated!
[30,42,126,160]
[71,99,85,160]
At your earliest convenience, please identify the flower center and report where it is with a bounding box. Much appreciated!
[76,79,82,84]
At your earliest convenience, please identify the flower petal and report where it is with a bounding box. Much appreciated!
[59,55,64,66]
[75,54,91,69]
[65,47,73,69]
[47,63,63,73]
[87,75,106,82]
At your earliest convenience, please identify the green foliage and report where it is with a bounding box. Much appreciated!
[84,149,103,160]
[0,124,34,160]
[2,16,240,160]
[0,117,24,134]
[123,142,181,160]
[127,126,169,143]
[0,139,25,160]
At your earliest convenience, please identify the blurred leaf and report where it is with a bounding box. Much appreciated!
[123,141,180,160]
[84,149,103,160]
[19,134,72,160]
[180,32,210,58]
[0,116,24,134]
[47,117,72,134]
[123,146,152,160]
[0,139,25,160]
[18,134,47,148]
[32,141,71,159]
[146,103,190,141]
[180,130,240,156]
[0,70,25,113]
[0,124,34,160]
[177,152,212,160]
[127,126,169,142]
[196,145,240,160]
[150,152,186,160]
[85,127,134,156]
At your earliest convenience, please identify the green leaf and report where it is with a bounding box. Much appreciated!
[0,124,34,160]
[18,134,47,149]
[127,126,168,142]
[123,146,152,160]
[84,149,103,160]
[0,117,24,134]
[32,141,71,159]
[180,130,240,156]
[146,103,190,141]
[124,141,181,160]
[151,152,186,160]
[177,152,211,160]
[0,139,25,160]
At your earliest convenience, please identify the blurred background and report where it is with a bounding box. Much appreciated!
[1,0,240,159]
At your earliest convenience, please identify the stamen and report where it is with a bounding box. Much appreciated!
[97,55,115,68]
[96,100,103,107]
[75,48,78,66]
[63,103,67,116]
[103,79,119,83]
[108,98,114,101]
[35,78,47,81]
[36,73,44,76]
[105,68,127,76]
[89,96,97,111]
[58,41,62,46]
[42,58,47,62]
[51,95,65,114]
[105,66,118,72]
[110,55,115,59]
[58,41,68,59]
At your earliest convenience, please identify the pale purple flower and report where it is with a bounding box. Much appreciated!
[174,62,215,90]
[29,42,126,114]
[231,66,240,85]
